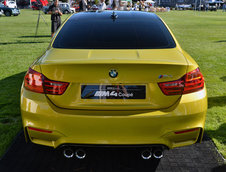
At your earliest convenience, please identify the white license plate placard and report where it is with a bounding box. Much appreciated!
[81,85,146,99]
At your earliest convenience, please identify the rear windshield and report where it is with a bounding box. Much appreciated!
[53,13,176,49]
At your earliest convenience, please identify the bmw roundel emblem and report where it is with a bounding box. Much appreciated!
[109,69,118,78]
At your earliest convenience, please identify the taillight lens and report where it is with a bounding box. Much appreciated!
[24,68,69,95]
[24,68,44,93]
[183,68,204,94]
[158,68,204,95]
[43,78,69,95]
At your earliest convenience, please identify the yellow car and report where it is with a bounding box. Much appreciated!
[20,11,207,160]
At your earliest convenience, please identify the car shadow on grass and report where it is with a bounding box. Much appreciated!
[220,76,226,82]
[0,41,47,45]
[19,35,51,38]
[208,96,226,109]
[205,123,226,143]
[214,40,226,43]
[0,72,25,122]
[0,72,26,157]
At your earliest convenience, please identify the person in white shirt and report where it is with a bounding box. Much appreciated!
[99,0,106,10]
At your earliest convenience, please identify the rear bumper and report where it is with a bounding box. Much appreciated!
[21,87,207,149]
[12,9,20,15]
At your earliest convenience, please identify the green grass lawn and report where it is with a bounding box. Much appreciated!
[0,10,225,158]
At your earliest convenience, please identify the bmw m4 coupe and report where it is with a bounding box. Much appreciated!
[21,11,207,159]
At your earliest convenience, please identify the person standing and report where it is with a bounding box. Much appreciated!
[223,3,226,12]
[82,0,88,11]
[98,0,106,10]
[139,1,142,11]
[79,0,83,11]
[110,0,121,10]
[48,0,62,37]
[3,0,6,6]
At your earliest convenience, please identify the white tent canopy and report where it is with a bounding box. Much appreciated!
[145,0,155,3]
[206,0,224,3]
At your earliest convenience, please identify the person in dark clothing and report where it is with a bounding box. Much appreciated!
[79,0,83,11]
[48,0,62,37]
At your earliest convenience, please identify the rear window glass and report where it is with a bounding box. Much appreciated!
[53,13,176,49]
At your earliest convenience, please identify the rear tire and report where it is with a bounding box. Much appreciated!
[5,11,11,16]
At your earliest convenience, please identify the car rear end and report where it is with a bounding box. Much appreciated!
[20,11,207,152]
[11,8,20,16]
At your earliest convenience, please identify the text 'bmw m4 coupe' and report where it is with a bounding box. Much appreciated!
[21,11,207,160]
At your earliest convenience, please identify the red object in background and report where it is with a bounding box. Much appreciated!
[31,0,49,10]
[40,0,48,6]
[3,0,6,6]
[31,0,48,6]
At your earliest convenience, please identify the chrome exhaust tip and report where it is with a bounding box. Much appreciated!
[141,149,152,160]
[75,149,86,159]
[153,149,163,159]
[63,148,74,159]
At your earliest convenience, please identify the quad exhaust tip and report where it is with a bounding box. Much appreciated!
[141,148,164,160]
[63,147,86,159]
[63,148,74,159]
[141,150,152,160]
[63,146,163,160]
[153,148,163,159]
[75,149,86,159]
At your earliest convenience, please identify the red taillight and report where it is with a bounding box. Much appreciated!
[24,68,69,95]
[43,78,69,95]
[158,68,204,95]
[24,68,44,93]
[158,78,184,95]
[183,68,204,94]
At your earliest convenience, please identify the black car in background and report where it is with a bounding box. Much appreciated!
[0,4,20,16]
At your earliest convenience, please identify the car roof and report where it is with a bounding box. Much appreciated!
[69,11,160,22]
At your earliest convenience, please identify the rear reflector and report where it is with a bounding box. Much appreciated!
[28,127,52,133]
[158,68,204,95]
[24,68,69,95]
[174,128,199,134]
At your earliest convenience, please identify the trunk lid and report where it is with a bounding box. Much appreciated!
[39,48,187,110]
